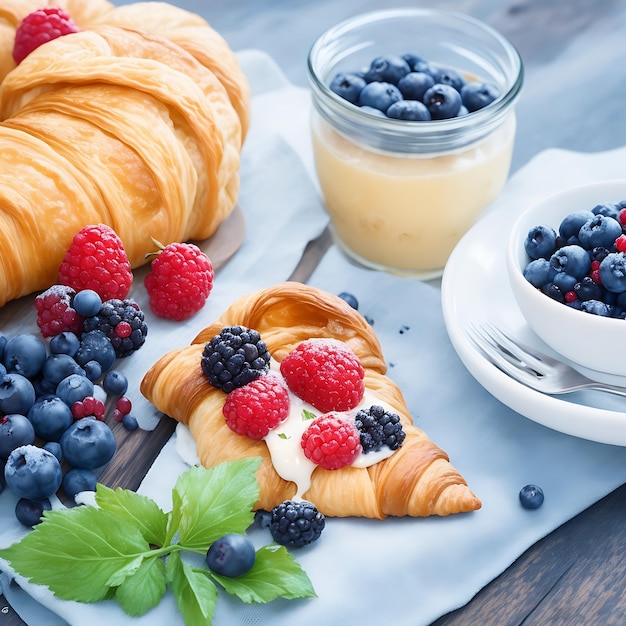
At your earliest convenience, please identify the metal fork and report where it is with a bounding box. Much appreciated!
[467,323,626,398]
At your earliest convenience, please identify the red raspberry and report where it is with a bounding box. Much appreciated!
[616,234,626,253]
[13,8,79,65]
[72,396,105,421]
[34,284,84,338]
[301,413,362,470]
[115,396,132,415]
[279,339,365,413]
[222,374,290,440]
[144,242,214,321]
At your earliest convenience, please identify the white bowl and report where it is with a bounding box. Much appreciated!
[506,179,626,377]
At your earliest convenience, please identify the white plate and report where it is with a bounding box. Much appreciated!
[441,195,626,446]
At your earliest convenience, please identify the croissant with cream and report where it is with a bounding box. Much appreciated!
[141,282,481,519]
[0,2,250,307]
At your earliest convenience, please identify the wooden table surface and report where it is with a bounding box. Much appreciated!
[3,0,626,624]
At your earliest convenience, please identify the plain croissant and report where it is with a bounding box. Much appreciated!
[141,282,481,519]
[0,1,250,307]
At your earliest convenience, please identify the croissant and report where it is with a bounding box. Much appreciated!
[0,1,250,307]
[141,282,481,519]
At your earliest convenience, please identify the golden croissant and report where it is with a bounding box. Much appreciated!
[0,1,250,307]
[141,282,481,519]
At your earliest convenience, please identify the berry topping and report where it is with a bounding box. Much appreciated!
[58,224,133,302]
[300,413,362,470]
[34,285,84,338]
[201,326,271,393]
[13,7,79,65]
[279,339,365,413]
[269,500,325,548]
[223,374,290,440]
[82,299,148,358]
[354,405,406,453]
[144,241,214,321]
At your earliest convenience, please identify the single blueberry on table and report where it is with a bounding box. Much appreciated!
[519,484,544,510]
[386,99,431,120]
[122,413,139,431]
[329,72,366,105]
[423,83,462,119]
[461,81,500,111]
[397,71,435,101]
[357,81,402,112]
[363,55,410,84]
[524,225,558,260]
[206,533,256,577]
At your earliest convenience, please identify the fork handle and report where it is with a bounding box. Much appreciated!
[584,383,626,398]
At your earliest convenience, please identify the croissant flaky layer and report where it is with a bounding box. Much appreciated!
[141,282,481,519]
[0,1,250,307]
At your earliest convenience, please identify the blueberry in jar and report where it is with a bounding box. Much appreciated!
[329,72,366,105]
[423,83,462,119]
[387,99,431,121]
[397,71,435,101]
[357,81,402,112]
[432,66,466,91]
[461,81,500,111]
[363,55,410,84]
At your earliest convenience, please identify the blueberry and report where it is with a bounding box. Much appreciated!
[363,55,410,84]
[337,292,359,310]
[574,276,604,302]
[0,373,36,415]
[359,105,386,117]
[599,252,626,293]
[578,215,622,250]
[60,418,116,469]
[432,66,466,91]
[591,246,610,263]
[558,211,595,240]
[3,334,47,378]
[27,396,73,442]
[42,353,85,386]
[4,444,63,499]
[401,52,426,71]
[43,441,63,462]
[523,258,555,288]
[552,272,577,294]
[49,331,80,356]
[122,414,139,431]
[82,360,102,382]
[423,83,462,119]
[75,330,116,373]
[205,533,256,577]
[461,82,500,111]
[541,282,565,303]
[72,289,102,317]
[329,72,366,105]
[0,414,35,459]
[62,467,97,499]
[519,484,544,510]
[386,99,431,121]
[457,105,469,116]
[397,71,435,101]
[15,497,52,527]
[102,370,128,396]
[0,335,6,362]
[581,299,614,317]
[549,245,591,279]
[524,225,558,260]
[357,81,402,112]
[411,59,439,79]
[592,202,620,220]
[56,374,94,406]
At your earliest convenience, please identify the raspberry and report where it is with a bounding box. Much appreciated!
[269,500,325,548]
[616,234,626,253]
[300,413,362,470]
[71,396,105,421]
[82,299,148,358]
[201,326,270,393]
[354,405,406,453]
[13,7,79,65]
[280,339,365,413]
[34,285,84,338]
[58,224,133,302]
[223,374,290,439]
[144,242,214,321]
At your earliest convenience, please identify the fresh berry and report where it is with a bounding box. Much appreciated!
[34,285,84,338]
[578,214,622,250]
[60,418,116,470]
[201,326,271,393]
[397,71,435,101]
[599,252,626,293]
[82,299,148,358]
[357,81,402,112]
[280,339,365,413]
[62,468,97,499]
[58,224,133,302]
[74,330,116,372]
[423,83,462,119]
[354,405,406,453]
[71,396,105,421]
[524,225,558,260]
[122,414,139,431]
[144,242,214,321]
[13,7,79,65]
[0,414,36,459]
[72,289,102,317]
[363,55,410,84]
[0,373,36,416]
[15,497,52,527]
[223,374,290,439]
[269,500,325,548]
[616,235,626,253]
[27,396,73,442]
[433,67,466,91]
[102,370,128,396]
[42,353,84,386]
[301,413,362,470]
[329,72,366,105]
[3,333,47,378]
[337,292,359,310]
[549,245,591,279]
[4,445,63,499]
[49,331,80,356]
[116,396,132,415]
[519,484,544,509]
[56,373,94,407]
[461,81,499,111]
[206,533,256,577]
[386,99,431,121]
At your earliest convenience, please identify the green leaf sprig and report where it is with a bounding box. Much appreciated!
[0,457,316,625]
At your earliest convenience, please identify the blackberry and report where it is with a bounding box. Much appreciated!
[201,325,270,393]
[269,500,325,548]
[354,405,406,453]
[82,299,148,358]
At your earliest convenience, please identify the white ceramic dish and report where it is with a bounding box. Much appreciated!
[507,179,626,376]
[442,193,626,446]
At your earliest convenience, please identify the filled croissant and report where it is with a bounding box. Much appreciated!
[0,1,250,307]
[141,282,481,519]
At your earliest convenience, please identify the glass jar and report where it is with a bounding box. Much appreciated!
[307,8,523,279]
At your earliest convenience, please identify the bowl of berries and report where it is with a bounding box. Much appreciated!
[506,180,626,377]
[307,8,523,279]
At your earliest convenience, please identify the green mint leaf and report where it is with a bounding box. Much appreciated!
[173,458,260,550]
[210,544,316,603]
[115,556,167,617]
[169,551,218,626]
[277,433,289,439]
[302,409,316,421]
[0,507,152,603]
[95,484,169,547]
